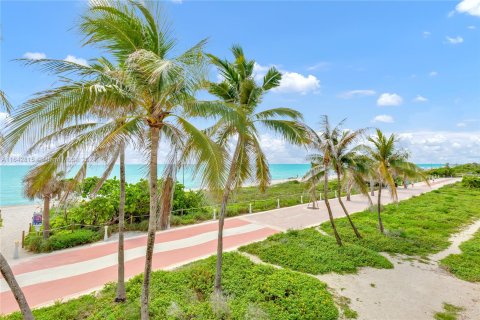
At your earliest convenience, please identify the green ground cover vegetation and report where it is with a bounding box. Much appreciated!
[320,183,480,257]
[440,230,480,282]
[0,252,339,320]
[434,303,465,320]
[239,228,392,274]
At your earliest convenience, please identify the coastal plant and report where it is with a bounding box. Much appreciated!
[320,182,480,256]
[0,253,339,320]
[205,45,311,293]
[329,119,366,239]
[23,166,68,239]
[363,129,428,234]
[78,2,226,317]
[303,115,344,245]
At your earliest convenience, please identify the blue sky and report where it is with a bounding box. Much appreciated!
[1,0,479,163]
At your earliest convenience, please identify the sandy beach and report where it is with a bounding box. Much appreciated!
[0,204,37,262]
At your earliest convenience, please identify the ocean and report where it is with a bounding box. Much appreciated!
[0,163,444,206]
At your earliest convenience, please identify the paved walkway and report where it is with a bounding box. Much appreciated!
[0,178,458,314]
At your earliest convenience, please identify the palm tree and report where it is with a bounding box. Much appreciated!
[364,129,428,234]
[24,166,66,239]
[342,154,374,206]
[304,116,343,246]
[79,2,226,317]
[0,90,34,320]
[330,128,366,239]
[206,46,310,293]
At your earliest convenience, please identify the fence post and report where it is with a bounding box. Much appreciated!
[277,198,280,209]
[130,216,133,225]
[21,230,25,248]
[249,203,252,214]
[319,193,322,201]
[104,226,108,241]
[213,209,217,220]
[301,195,303,204]
[13,241,19,259]
[334,190,337,198]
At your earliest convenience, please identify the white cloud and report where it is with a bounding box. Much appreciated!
[422,31,431,38]
[457,122,467,127]
[276,72,320,95]
[254,63,320,95]
[372,115,394,123]
[397,131,480,163]
[339,89,376,99]
[445,36,464,44]
[64,55,89,66]
[307,61,330,71]
[456,0,480,17]
[468,25,477,29]
[258,133,308,163]
[413,95,428,103]
[23,52,46,60]
[377,93,403,106]
[429,71,438,77]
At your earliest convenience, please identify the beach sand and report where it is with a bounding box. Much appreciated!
[0,204,37,262]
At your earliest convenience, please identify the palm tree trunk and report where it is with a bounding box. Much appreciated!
[214,139,241,294]
[158,160,177,231]
[42,195,50,239]
[115,144,126,302]
[370,178,375,196]
[0,253,34,320]
[141,126,160,320]
[324,167,342,246]
[158,177,174,230]
[346,182,351,201]
[336,175,362,239]
[377,181,385,234]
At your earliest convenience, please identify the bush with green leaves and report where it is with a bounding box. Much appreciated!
[1,253,339,320]
[24,229,103,253]
[52,177,208,228]
[462,176,480,189]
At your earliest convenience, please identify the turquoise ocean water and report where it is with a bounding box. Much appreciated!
[0,163,443,206]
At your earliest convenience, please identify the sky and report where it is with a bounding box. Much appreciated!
[1,0,480,164]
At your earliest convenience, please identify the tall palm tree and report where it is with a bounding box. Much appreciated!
[364,129,428,234]
[206,46,310,293]
[23,166,66,239]
[331,128,366,239]
[79,2,226,317]
[0,90,34,320]
[303,116,343,246]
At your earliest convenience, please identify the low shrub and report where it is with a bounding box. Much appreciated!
[462,176,480,188]
[24,229,102,253]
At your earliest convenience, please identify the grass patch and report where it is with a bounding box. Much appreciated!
[434,303,465,320]
[1,252,338,320]
[239,229,393,274]
[320,183,480,257]
[440,229,480,282]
